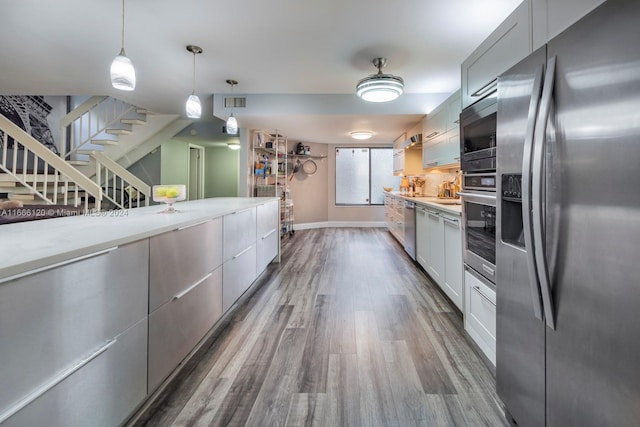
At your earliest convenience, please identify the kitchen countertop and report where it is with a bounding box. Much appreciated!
[385,191,462,216]
[0,197,278,282]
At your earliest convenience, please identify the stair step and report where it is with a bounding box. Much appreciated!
[92,139,119,146]
[68,160,91,166]
[0,181,16,188]
[5,186,34,195]
[136,108,149,115]
[121,118,146,125]
[105,128,132,136]
[77,150,100,155]
[8,193,35,201]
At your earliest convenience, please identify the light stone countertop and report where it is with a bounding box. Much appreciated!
[385,191,462,216]
[0,197,278,282]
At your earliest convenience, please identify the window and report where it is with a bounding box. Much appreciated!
[335,147,400,205]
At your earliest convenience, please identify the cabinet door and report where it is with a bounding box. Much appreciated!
[426,210,444,285]
[441,129,461,167]
[0,240,148,419]
[256,200,279,273]
[446,90,462,131]
[531,0,605,50]
[416,206,428,270]
[2,317,148,427]
[223,207,257,262]
[464,269,496,365]
[393,149,404,174]
[149,218,223,312]
[423,133,445,169]
[423,105,446,141]
[443,215,463,310]
[148,266,223,392]
[223,244,257,312]
[461,1,530,109]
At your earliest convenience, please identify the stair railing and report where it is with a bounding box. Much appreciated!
[59,96,136,161]
[0,114,102,211]
[91,151,150,209]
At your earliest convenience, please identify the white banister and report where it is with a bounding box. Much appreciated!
[0,114,102,211]
[88,150,150,209]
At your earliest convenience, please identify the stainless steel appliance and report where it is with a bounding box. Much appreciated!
[497,1,640,425]
[460,96,497,173]
[403,200,416,260]
[458,173,496,285]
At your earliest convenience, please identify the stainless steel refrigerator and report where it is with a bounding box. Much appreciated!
[496,1,640,425]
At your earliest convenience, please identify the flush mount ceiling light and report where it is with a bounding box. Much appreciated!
[110,0,136,91]
[226,79,238,135]
[356,58,404,102]
[350,131,373,140]
[227,142,241,150]
[185,45,203,119]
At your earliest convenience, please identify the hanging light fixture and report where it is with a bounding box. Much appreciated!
[110,0,136,91]
[356,58,404,102]
[225,79,238,135]
[185,45,203,119]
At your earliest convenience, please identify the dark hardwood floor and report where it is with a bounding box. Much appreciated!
[133,228,506,427]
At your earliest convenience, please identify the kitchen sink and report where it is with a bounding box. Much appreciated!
[434,199,461,205]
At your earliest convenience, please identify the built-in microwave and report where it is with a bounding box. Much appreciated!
[460,96,497,173]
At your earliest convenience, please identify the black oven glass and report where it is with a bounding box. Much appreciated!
[463,113,497,155]
[464,201,496,265]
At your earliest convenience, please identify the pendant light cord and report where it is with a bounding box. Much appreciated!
[192,52,196,95]
[121,0,126,50]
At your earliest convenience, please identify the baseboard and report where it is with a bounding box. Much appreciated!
[293,221,386,230]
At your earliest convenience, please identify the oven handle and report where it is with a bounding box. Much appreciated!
[521,64,545,322]
[457,191,497,207]
[532,56,557,330]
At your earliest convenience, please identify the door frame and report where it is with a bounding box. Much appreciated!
[188,143,205,200]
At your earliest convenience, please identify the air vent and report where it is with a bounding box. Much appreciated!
[224,97,246,108]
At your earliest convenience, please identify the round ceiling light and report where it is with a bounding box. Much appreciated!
[350,131,373,140]
[356,58,404,102]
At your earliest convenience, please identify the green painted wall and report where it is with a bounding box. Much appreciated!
[205,146,238,197]
[160,140,190,186]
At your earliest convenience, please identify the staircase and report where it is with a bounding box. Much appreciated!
[0,96,190,211]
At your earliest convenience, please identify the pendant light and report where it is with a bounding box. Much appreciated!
[225,79,238,135]
[110,0,136,91]
[356,58,404,102]
[185,45,203,119]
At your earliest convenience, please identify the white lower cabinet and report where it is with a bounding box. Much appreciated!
[416,205,464,311]
[0,240,149,426]
[464,268,497,366]
[426,209,444,286]
[256,201,279,273]
[442,215,463,310]
[223,244,257,312]
[2,318,148,427]
[148,266,223,391]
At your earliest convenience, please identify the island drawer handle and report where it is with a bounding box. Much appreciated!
[0,246,118,285]
[262,229,277,240]
[178,220,210,231]
[173,272,213,300]
[233,245,253,260]
[0,338,117,424]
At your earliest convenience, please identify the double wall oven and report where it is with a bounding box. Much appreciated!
[458,96,497,286]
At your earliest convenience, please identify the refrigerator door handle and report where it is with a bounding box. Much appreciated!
[532,56,557,330]
[521,64,545,321]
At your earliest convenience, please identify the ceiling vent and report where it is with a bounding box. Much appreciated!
[224,97,246,108]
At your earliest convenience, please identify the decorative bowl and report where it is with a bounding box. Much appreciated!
[152,185,186,213]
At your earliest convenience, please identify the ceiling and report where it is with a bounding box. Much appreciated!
[0,0,521,145]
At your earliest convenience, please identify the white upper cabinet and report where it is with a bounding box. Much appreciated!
[461,1,531,109]
[446,90,462,132]
[531,0,606,50]
[423,105,446,142]
[422,89,461,169]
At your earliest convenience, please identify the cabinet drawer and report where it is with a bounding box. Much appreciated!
[0,240,148,418]
[2,317,148,427]
[257,200,279,238]
[148,266,223,392]
[149,218,222,312]
[223,244,257,312]
[223,208,257,262]
[257,227,278,274]
[464,268,496,365]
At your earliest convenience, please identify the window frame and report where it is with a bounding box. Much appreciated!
[334,146,393,207]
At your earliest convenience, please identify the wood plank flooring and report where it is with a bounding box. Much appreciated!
[132,228,507,427]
